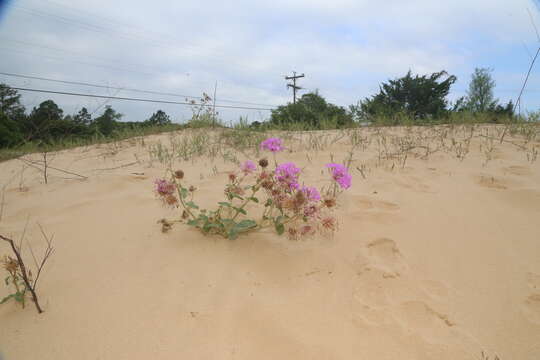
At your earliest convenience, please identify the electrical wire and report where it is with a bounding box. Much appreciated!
[9,86,275,111]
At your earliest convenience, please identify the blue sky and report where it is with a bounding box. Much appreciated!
[0,0,539,122]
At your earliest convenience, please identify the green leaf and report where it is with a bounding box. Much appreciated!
[232,206,247,215]
[4,276,10,286]
[187,219,198,226]
[236,220,257,229]
[231,193,244,201]
[227,228,239,240]
[218,202,232,207]
[221,218,234,226]
[14,291,25,303]
[180,188,188,199]
[186,201,199,209]
[0,294,15,305]
[248,197,259,203]
[275,222,285,235]
[265,198,273,207]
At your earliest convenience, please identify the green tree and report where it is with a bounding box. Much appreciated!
[358,70,457,123]
[270,92,353,128]
[0,84,26,147]
[73,107,92,126]
[465,68,497,113]
[26,100,64,142]
[94,106,122,136]
[145,110,171,126]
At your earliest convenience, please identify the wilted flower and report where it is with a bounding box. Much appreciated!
[301,186,321,201]
[261,179,274,190]
[303,204,319,218]
[326,163,352,189]
[155,179,175,196]
[275,162,301,190]
[165,194,178,206]
[321,216,337,231]
[240,160,257,174]
[228,173,237,182]
[260,138,283,153]
[300,225,315,236]
[287,227,299,240]
[323,197,337,208]
[2,255,19,274]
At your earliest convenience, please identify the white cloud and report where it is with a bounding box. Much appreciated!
[0,0,538,121]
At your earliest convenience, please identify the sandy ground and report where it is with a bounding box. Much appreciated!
[0,125,539,360]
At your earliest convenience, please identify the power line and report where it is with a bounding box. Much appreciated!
[8,86,275,111]
[0,71,279,107]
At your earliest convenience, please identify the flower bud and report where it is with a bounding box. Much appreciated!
[258,158,269,168]
[174,170,184,179]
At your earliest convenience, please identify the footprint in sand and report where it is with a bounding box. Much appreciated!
[523,272,540,324]
[354,196,400,211]
[476,175,508,190]
[367,238,403,265]
[502,165,532,177]
[393,301,455,340]
[351,197,401,224]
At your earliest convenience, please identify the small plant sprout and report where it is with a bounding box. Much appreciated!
[1,224,54,314]
[153,137,352,240]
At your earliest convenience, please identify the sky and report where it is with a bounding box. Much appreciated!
[0,0,539,123]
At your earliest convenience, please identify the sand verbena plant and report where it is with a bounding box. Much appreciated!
[153,137,352,239]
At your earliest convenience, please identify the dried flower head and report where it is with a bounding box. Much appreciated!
[258,158,269,168]
[303,204,319,218]
[321,216,337,231]
[182,210,189,219]
[2,255,19,274]
[300,225,315,236]
[323,197,337,208]
[189,185,197,192]
[287,227,299,240]
[301,186,321,202]
[228,173,237,182]
[174,170,184,179]
[165,194,178,206]
[261,179,274,190]
[158,219,173,233]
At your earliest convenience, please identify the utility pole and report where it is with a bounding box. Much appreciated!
[285,71,304,104]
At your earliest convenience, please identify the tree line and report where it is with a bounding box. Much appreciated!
[0,84,173,148]
[0,67,530,148]
[269,67,517,128]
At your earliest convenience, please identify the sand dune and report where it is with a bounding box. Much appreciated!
[1,125,539,359]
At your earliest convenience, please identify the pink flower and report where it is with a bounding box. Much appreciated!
[154,179,175,196]
[326,163,352,189]
[240,160,256,174]
[260,137,283,152]
[275,162,301,190]
[301,186,321,201]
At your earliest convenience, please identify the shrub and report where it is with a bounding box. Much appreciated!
[154,137,352,239]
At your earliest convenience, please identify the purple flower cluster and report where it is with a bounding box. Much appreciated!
[301,186,321,201]
[260,137,283,153]
[275,162,301,190]
[154,179,175,196]
[240,160,257,174]
[326,163,352,189]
